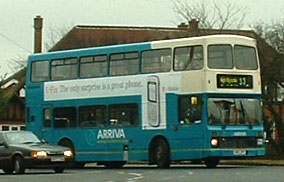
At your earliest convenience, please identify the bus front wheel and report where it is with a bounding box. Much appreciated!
[58,139,85,168]
[204,159,219,168]
[153,139,170,168]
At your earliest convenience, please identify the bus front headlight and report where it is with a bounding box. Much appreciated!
[211,138,218,147]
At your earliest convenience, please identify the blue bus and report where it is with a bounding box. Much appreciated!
[26,35,265,168]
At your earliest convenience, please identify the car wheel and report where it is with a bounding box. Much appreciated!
[2,167,14,174]
[14,156,25,174]
[54,167,64,173]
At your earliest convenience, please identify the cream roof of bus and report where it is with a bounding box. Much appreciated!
[151,34,256,49]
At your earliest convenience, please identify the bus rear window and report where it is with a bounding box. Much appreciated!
[235,45,258,70]
[141,49,172,73]
[31,60,49,82]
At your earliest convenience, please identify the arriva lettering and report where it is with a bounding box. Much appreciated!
[97,129,126,140]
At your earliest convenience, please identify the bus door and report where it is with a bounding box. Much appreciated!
[41,105,54,142]
[147,76,161,127]
[178,95,204,158]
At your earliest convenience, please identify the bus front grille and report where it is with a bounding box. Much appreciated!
[218,137,257,148]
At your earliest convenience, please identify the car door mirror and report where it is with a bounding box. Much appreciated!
[0,142,7,148]
[41,139,48,144]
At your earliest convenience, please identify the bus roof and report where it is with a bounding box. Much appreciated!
[28,34,256,61]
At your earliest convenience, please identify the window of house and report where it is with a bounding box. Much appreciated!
[2,126,9,131]
[80,55,107,78]
[141,49,172,73]
[109,103,139,126]
[110,52,139,76]
[174,46,203,71]
[79,105,106,127]
[31,60,49,82]
[53,107,76,128]
[51,58,78,80]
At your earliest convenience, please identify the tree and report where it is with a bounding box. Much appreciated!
[252,20,284,152]
[172,0,249,29]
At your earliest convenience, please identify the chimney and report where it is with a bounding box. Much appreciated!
[34,15,43,53]
[188,19,199,31]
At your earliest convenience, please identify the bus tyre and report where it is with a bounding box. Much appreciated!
[104,161,126,169]
[58,139,85,168]
[205,159,219,168]
[14,155,25,174]
[154,139,170,168]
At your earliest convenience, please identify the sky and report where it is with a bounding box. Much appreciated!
[0,0,283,77]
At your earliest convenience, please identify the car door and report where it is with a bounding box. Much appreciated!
[0,133,10,167]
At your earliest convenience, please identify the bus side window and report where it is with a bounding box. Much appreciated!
[109,104,139,126]
[110,52,139,76]
[141,49,172,73]
[179,96,202,125]
[80,55,107,78]
[43,109,52,127]
[51,58,78,81]
[174,45,203,71]
[53,107,76,128]
[79,105,106,127]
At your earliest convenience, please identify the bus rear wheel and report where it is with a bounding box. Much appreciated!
[103,161,126,168]
[153,139,170,168]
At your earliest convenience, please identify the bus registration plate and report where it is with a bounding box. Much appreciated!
[51,156,65,162]
[233,150,246,155]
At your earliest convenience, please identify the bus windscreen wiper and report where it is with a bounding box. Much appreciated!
[240,101,253,129]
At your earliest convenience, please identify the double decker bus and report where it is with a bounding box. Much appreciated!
[26,35,265,168]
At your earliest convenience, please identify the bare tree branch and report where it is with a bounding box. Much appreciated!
[172,0,250,29]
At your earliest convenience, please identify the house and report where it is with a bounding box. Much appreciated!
[0,69,26,131]
[0,16,283,131]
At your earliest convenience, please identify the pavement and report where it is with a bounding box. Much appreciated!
[221,156,284,166]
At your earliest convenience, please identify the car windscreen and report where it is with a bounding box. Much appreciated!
[5,132,41,144]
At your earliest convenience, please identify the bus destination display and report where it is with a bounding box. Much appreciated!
[217,74,253,89]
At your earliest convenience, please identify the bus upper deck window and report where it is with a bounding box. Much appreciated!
[234,45,258,70]
[141,49,172,73]
[208,45,233,69]
[80,55,107,78]
[31,60,49,82]
[174,46,203,71]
